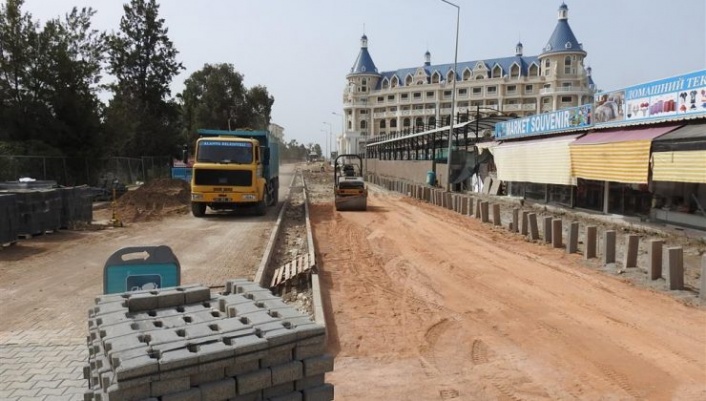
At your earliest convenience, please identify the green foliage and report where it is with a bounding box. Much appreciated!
[105,0,184,157]
[178,63,274,145]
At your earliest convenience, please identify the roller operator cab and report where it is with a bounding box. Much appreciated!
[189,129,280,217]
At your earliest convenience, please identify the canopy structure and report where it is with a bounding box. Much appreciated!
[494,134,583,186]
[651,123,706,183]
[569,125,680,184]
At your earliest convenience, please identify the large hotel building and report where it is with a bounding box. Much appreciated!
[339,3,596,155]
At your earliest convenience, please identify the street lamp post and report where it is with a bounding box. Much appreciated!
[332,111,344,154]
[440,0,460,192]
[322,122,333,161]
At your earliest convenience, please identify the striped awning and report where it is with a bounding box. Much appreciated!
[652,151,706,183]
[569,126,680,184]
[494,134,583,186]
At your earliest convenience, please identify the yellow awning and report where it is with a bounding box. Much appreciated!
[495,134,581,185]
[652,151,706,183]
[569,126,680,184]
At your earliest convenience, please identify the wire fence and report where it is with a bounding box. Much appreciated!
[0,155,173,186]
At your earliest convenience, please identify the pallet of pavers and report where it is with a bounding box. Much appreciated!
[84,279,333,401]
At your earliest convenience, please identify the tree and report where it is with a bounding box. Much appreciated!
[178,63,275,144]
[105,0,183,157]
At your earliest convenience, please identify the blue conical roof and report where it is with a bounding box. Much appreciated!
[541,3,585,56]
[349,35,379,75]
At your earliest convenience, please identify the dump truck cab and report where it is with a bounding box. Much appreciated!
[190,129,279,217]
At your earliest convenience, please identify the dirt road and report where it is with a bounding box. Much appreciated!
[0,164,295,343]
[310,187,706,401]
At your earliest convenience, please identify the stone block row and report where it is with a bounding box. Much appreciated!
[84,279,333,401]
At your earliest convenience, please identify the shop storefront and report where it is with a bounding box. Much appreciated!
[650,123,706,229]
[495,134,583,206]
[569,125,680,216]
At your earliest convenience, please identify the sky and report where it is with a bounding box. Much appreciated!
[25,0,706,149]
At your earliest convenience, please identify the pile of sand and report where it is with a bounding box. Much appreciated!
[115,178,191,222]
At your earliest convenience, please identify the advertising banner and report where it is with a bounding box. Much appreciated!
[595,69,706,127]
[494,104,592,140]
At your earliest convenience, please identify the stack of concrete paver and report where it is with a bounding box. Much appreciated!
[84,279,333,401]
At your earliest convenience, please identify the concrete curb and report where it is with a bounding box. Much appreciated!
[254,170,298,287]
[302,173,326,336]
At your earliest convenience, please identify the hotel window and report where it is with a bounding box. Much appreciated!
[561,96,572,103]
[387,95,395,101]
[525,85,533,93]
[564,56,572,74]
[472,87,481,95]
[426,91,435,98]
[401,93,409,100]
[487,86,497,94]
[507,85,517,94]
[380,120,386,128]
[413,92,421,99]
[377,96,384,102]
[360,120,367,129]
[458,88,467,95]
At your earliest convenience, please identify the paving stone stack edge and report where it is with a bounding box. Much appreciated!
[84,279,333,401]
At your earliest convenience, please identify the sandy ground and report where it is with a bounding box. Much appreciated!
[309,184,706,401]
[0,165,295,343]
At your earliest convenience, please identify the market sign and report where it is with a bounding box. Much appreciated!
[494,104,592,140]
[593,69,706,127]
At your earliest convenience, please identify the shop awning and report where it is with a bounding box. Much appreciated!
[569,126,680,184]
[494,134,583,186]
[652,123,706,152]
[651,122,706,183]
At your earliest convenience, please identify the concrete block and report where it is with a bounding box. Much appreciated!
[159,347,200,372]
[271,361,304,385]
[566,221,579,254]
[260,344,295,368]
[624,234,639,268]
[480,202,489,223]
[528,213,539,241]
[157,289,187,309]
[301,384,334,401]
[228,301,268,317]
[263,382,295,399]
[552,219,563,248]
[543,216,552,243]
[492,204,501,226]
[667,247,684,290]
[190,368,225,386]
[230,391,264,401]
[302,355,333,376]
[183,286,212,305]
[474,198,482,218]
[236,368,272,395]
[114,353,159,381]
[151,376,191,397]
[521,211,529,236]
[226,359,260,377]
[161,388,202,401]
[460,196,468,215]
[269,391,303,401]
[585,226,597,259]
[127,292,159,313]
[225,334,269,356]
[701,255,706,300]
[294,341,326,360]
[199,339,236,363]
[200,377,236,401]
[648,239,664,280]
[512,209,519,233]
[295,374,325,391]
[603,230,616,265]
[103,383,152,401]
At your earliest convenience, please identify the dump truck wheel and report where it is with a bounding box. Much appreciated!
[191,202,206,217]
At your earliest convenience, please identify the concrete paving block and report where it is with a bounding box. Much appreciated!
[159,347,200,372]
[292,323,326,341]
[97,321,143,341]
[144,328,183,346]
[585,226,597,259]
[219,294,258,312]
[127,292,160,313]
[105,334,146,354]
[302,355,333,376]
[528,213,539,241]
[269,391,303,401]
[521,211,529,235]
[648,239,664,280]
[271,361,303,385]
[667,247,684,290]
[225,359,260,377]
[114,353,159,381]
[294,342,326,361]
[156,289,187,309]
[228,301,268,317]
[225,278,253,294]
[552,219,563,248]
[159,364,200,381]
[190,368,226,386]
[543,216,552,243]
[184,322,221,339]
[239,310,280,326]
[261,344,295,368]
[200,377,236,401]
[263,382,295,399]
[230,391,265,401]
[236,368,272,395]
[624,234,639,268]
[183,286,212,305]
[294,374,325,391]
[104,382,152,401]
[151,376,191,397]
[93,301,129,316]
[301,383,334,401]
[268,306,307,319]
[258,327,298,347]
[161,388,202,401]
[225,334,269,356]
[231,281,263,294]
[198,340,236,363]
